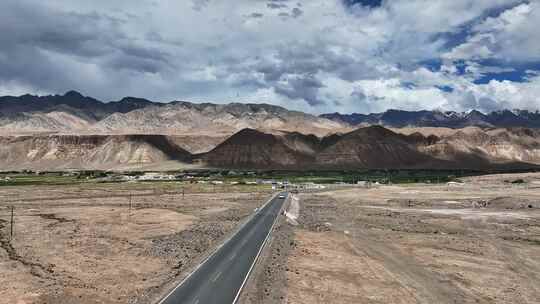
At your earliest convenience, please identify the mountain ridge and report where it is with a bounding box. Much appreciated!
[320,109,540,128]
[2,91,540,171]
[197,126,540,170]
[3,92,540,135]
[0,91,346,136]
[1,125,540,171]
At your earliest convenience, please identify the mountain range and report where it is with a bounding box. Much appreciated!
[1,91,540,171]
[3,91,540,135]
[2,125,539,171]
[0,91,345,136]
[320,109,540,128]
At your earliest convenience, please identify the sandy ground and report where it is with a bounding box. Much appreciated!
[248,173,540,304]
[0,182,272,304]
[3,173,540,304]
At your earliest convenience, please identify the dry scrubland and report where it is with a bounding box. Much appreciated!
[248,173,540,304]
[3,173,540,304]
[0,182,272,304]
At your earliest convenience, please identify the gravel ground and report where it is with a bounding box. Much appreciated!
[238,214,295,304]
[243,173,540,304]
[0,183,272,304]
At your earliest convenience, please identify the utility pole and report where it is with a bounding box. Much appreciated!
[10,206,14,240]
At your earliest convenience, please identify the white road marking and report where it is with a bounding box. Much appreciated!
[192,298,199,304]
[232,193,288,304]
[229,252,237,261]
[212,271,222,282]
[156,192,283,304]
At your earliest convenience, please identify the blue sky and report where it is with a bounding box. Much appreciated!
[0,0,539,114]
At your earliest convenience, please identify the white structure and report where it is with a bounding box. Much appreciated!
[138,172,176,181]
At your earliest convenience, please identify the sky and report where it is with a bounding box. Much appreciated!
[0,0,539,114]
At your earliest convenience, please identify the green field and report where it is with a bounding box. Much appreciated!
[2,168,538,187]
[213,169,471,184]
[0,172,86,186]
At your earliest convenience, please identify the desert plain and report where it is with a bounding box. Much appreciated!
[1,173,540,304]
[0,182,271,304]
[243,172,540,304]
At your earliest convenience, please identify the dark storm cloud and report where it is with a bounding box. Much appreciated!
[233,44,334,105]
[238,42,376,105]
[106,53,168,74]
[0,2,169,64]
[117,44,170,65]
[267,0,290,9]
[0,6,115,58]
[350,87,385,113]
[248,12,264,18]
[343,0,383,8]
[274,75,325,106]
[0,46,69,89]
[253,43,364,83]
[267,3,288,9]
[0,1,172,96]
[0,0,539,113]
[291,7,303,18]
[192,0,211,11]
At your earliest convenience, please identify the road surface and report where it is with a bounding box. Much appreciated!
[158,192,287,304]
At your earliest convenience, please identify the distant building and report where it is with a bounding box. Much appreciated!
[138,172,176,181]
[301,182,325,190]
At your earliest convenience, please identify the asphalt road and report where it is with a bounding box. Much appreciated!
[158,192,287,304]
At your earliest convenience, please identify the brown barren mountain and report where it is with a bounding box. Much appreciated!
[199,126,540,170]
[90,102,348,137]
[0,92,348,137]
[1,125,540,171]
[0,135,192,171]
[420,127,540,165]
[1,92,540,171]
[198,129,315,169]
[315,126,442,169]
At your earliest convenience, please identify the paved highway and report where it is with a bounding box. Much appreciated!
[158,192,287,304]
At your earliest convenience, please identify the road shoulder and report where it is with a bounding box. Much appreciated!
[238,196,295,304]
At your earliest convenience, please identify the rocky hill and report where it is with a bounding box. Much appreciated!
[1,125,540,171]
[198,126,540,170]
[420,127,540,165]
[314,126,442,169]
[198,129,316,169]
[0,134,192,171]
